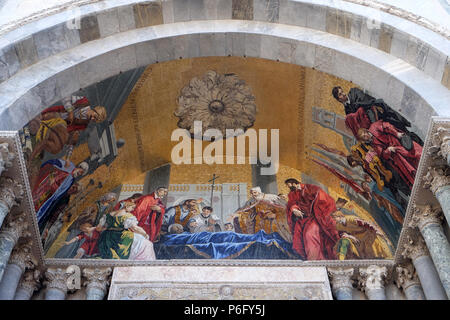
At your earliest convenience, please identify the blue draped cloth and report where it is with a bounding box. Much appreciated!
[154,230,298,260]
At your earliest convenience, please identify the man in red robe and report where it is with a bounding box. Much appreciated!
[131,187,168,242]
[285,178,340,260]
[357,120,422,189]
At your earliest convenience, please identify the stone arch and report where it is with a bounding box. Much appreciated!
[0,20,449,139]
[0,0,448,136]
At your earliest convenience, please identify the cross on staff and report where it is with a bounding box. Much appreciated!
[208,173,220,206]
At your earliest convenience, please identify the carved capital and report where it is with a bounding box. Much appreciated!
[9,241,37,272]
[18,269,41,294]
[0,212,30,243]
[82,267,112,294]
[0,176,23,210]
[401,233,430,261]
[358,265,387,291]
[327,267,354,291]
[396,263,421,291]
[44,268,71,293]
[428,127,450,162]
[410,205,444,231]
[423,166,450,195]
[0,142,15,175]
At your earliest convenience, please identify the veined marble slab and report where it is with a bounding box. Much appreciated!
[108,265,333,300]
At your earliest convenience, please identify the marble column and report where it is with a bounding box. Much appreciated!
[327,267,354,300]
[44,268,70,300]
[402,233,448,299]
[14,270,40,300]
[0,143,14,177]
[0,213,29,282]
[429,127,450,167]
[358,265,387,300]
[0,177,23,229]
[83,267,112,300]
[0,241,35,300]
[396,263,425,300]
[423,167,450,226]
[410,205,450,298]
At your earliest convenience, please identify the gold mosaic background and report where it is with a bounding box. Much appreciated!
[46,57,393,258]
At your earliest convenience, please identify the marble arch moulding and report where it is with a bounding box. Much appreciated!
[0,0,448,132]
[0,21,449,137]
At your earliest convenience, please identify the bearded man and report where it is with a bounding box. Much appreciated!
[357,120,422,190]
[232,187,292,242]
[285,178,339,260]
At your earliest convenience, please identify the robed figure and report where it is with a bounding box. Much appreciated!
[357,121,423,190]
[31,159,86,226]
[232,187,292,243]
[132,187,168,242]
[332,86,423,145]
[285,179,340,260]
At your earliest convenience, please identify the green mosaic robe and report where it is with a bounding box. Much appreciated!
[98,212,135,259]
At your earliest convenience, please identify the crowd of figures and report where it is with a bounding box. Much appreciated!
[19,87,418,261]
[38,181,392,261]
[306,87,423,246]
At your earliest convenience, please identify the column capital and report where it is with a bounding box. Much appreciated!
[0,212,30,243]
[82,267,112,294]
[327,267,354,290]
[401,233,430,261]
[423,166,450,195]
[396,263,421,291]
[358,265,387,291]
[44,268,71,294]
[429,127,450,162]
[18,269,41,294]
[410,205,444,231]
[0,142,15,174]
[0,176,23,210]
[9,241,37,273]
